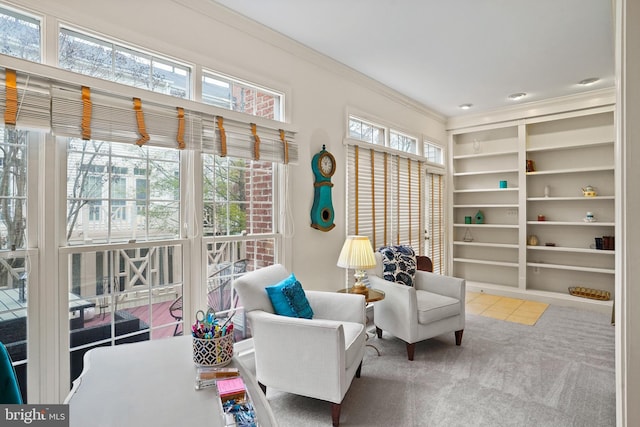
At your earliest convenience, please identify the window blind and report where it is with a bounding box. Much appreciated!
[347,142,424,253]
[202,116,298,165]
[426,172,444,274]
[51,85,202,150]
[1,66,296,163]
[0,69,51,131]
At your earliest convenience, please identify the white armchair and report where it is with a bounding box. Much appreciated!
[367,253,465,361]
[233,264,366,427]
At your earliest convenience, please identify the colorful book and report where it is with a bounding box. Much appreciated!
[217,377,246,402]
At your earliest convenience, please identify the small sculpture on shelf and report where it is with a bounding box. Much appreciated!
[584,211,596,222]
[463,228,474,242]
[475,210,484,224]
[582,185,597,197]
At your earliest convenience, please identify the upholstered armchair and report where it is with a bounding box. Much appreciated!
[367,251,465,361]
[233,264,366,427]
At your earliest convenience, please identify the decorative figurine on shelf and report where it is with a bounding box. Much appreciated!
[526,160,536,172]
[463,228,474,242]
[582,185,597,197]
[475,210,484,224]
[584,212,596,222]
[527,235,539,246]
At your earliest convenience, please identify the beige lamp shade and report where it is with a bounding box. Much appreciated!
[337,235,376,270]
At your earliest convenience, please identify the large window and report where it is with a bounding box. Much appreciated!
[66,139,180,244]
[1,2,296,402]
[59,27,191,99]
[346,115,445,265]
[0,5,41,62]
[0,127,31,401]
[202,70,283,121]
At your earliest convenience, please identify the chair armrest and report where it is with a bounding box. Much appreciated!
[305,291,366,325]
[367,274,418,324]
[247,310,354,398]
[414,271,465,302]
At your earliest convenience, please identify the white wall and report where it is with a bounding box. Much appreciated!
[11,0,446,290]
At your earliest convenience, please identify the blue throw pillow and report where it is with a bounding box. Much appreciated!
[378,245,417,287]
[265,273,298,317]
[282,280,314,319]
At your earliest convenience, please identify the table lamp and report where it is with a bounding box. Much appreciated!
[337,235,376,297]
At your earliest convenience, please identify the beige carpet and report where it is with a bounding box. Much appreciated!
[466,292,549,325]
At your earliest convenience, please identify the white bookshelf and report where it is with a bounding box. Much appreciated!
[449,106,615,312]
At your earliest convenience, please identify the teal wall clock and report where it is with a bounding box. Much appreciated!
[310,145,336,231]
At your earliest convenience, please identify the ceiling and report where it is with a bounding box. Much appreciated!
[213,0,615,118]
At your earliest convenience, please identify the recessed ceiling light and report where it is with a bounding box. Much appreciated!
[578,77,600,86]
[459,103,473,110]
[508,92,527,100]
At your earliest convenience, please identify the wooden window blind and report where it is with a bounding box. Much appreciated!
[426,171,444,274]
[347,142,424,253]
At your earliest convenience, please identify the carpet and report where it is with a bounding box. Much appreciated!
[247,304,615,427]
[466,292,549,325]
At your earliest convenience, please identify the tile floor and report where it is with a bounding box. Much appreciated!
[466,291,549,325]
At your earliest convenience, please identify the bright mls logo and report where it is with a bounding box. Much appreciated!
[2,405,68,426]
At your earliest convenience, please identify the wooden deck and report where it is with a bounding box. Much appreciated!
[82,300,181,340]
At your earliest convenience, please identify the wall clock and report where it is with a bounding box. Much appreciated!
[310,145,336,231]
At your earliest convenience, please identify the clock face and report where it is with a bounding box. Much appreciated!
[319,152,335,178]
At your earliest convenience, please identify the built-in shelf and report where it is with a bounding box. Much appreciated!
[453,188,519,193]
[450,106,615,311]
[454,223,519,228]
[453,168,518,176]
[526,221,615,226]
[527,245,615,255]
[455,242,519,249]
[527,196,615,201]
[526,166,614,175]
[526,140,614,153]
[454,258,518,268]
[453,150,518,160]
[453,204,519,208]
[526,262,615,275]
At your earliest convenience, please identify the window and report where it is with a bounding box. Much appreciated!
[0,5,41,62]
[424,141,444,165]
[66,139,180,244]
[203,156,274,237]
[390,130,418,154]
[347,114,444,264]
[426,172,444,273]
[58,27,191,99]
[202,71,283,121]
[348,116,385,145]
[0,127,31,401]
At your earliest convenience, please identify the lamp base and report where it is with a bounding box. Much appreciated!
[350,283,369,298]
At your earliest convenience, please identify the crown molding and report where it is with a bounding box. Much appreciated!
[446,87,616,131]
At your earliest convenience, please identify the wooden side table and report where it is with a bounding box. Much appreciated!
[337,287,385,355]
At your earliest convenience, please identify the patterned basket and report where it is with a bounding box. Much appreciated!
[192,334,234,367]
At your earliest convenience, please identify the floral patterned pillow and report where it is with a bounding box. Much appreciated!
[378,245,417,287]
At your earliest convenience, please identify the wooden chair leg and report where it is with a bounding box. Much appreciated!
[455,329,464,346]
[376,327,383,338]
[406,342,415,361]
[356,361,362,378]
[258,382,266,395]
[331,402,341,427]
